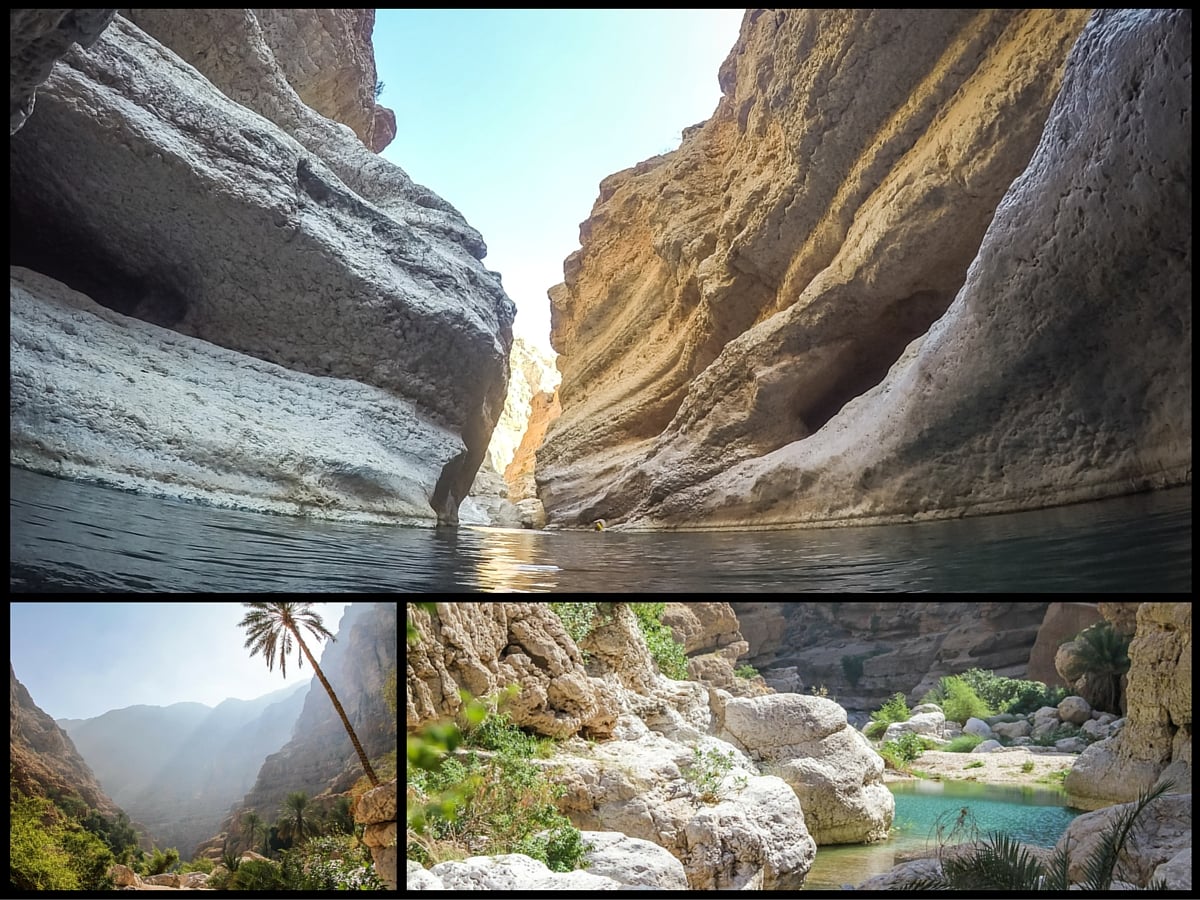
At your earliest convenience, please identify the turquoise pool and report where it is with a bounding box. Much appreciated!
[802,780,1082,890]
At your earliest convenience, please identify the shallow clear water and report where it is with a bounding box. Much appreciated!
[803,780,1082,890]
[9,467,1191,592]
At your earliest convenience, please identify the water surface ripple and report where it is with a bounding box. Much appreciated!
[9,468,1191,592]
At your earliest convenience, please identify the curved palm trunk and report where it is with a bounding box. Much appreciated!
[292,627,381,787]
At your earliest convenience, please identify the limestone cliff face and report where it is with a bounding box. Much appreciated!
[729,602,1051,711]
[538,8,1190,528]
[1066,601,1191,810]
[10,663,122,819]
[406,602,619,739]
[9,10,514,526]
[249,8,395,152]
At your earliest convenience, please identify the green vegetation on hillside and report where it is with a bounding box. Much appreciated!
[407,707,587,873]
[550,601,689,679]
[9,790,131,890]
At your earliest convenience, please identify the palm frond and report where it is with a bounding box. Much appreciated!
[1077,778,1173,890]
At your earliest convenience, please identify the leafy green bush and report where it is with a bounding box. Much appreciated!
[685,746,747,802]
[880,732,928,769]
[865,692,912,740]
[146,845,180,875]
[734,664,759,679]
[9,792,115,890]
[231,857,285,890]
[943,734,985,753]
[179,857,214,874]
[463,709,555,759]
[549,602,600,643]
[922,676,994,724]
[1070,623,1132,714]
[630,602,689,680]
[408,737,586,872]
[278,834,385,890]
[956,668,1063,716]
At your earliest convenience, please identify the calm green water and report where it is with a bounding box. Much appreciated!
[803,781,1082,890]
[8,466,1191,592]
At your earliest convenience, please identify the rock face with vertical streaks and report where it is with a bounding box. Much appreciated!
[537,8,1190,529]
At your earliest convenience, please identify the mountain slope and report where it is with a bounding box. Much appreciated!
[10,663,122,819]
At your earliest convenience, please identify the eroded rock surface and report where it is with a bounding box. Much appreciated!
[250,8,391,151]
[10,13,514,525]
[1066,602,1192,809]
[406,602,619,740]
[720,694,894,845]
[9,8,115,133]
[539,8,1190,529]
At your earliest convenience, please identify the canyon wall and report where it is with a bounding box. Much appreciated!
[1066,601,1192,810]
[538,8,1191,529]
[10,10,513,526]
[729,601,1051,711]
[205,602,397,854]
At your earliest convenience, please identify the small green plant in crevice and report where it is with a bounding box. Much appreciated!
[865,692,912,740]
[734,664,759,680]
[685,746,747,803]
[966,761,985,770]
[1021,761,1036,774]
[841,653,868,687]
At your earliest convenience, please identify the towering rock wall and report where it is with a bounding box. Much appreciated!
[1066,601,1192,810]
[9,10,514,526]
[538,8,1191,529]
[10,663,123,819]
[729,602,1052,711]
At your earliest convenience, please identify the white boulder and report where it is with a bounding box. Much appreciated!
[963,718,993,738]
[427,854,624,890]
[580,831,689,890]
[971,740,1004,754]
[992,720,1032,740]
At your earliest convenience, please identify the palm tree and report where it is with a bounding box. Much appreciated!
[240,811,266,855]
[238,602,380,787]
[1073,622,1132,714]
[278,791,320,845]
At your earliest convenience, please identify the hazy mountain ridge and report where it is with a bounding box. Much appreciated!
[59,681,309,857]
[10,663,124,821]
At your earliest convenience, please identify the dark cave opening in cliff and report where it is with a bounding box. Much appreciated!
[795,289,951,434]
[9,190,190,330]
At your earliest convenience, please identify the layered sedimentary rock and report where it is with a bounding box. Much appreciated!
[10,11,514,526]
[357,779,398,890]
[488,337,560,478]
[539,8,1191,529]
[10,664,122,818]
[730,601,1051,711]
[249,8,394,152]
[1066,602,1192,810]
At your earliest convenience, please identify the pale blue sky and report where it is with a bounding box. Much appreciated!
[374,9,745,353]
[9,602,352,720]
